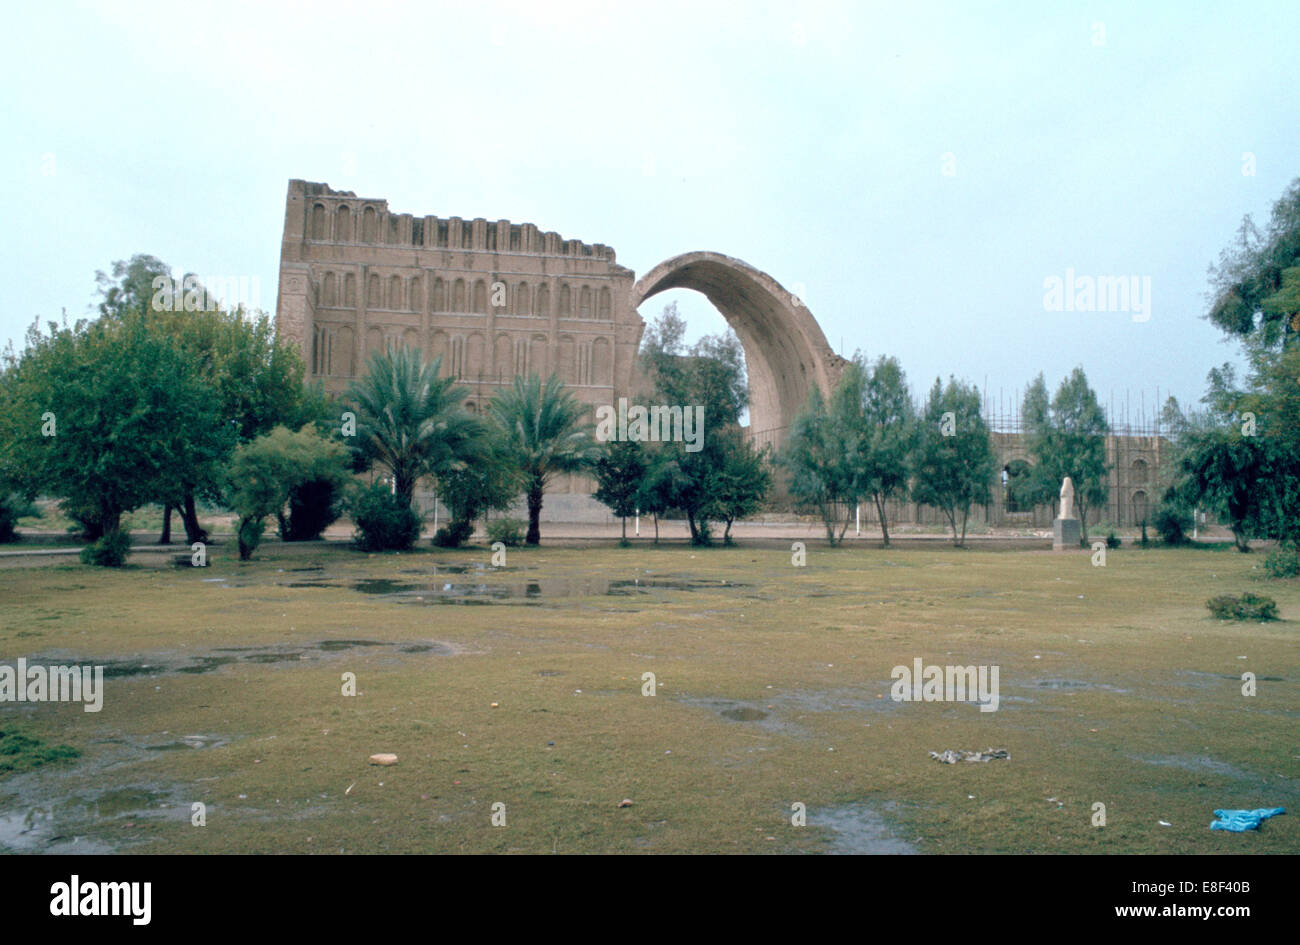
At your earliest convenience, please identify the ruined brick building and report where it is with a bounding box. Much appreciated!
[276,179,1168,528]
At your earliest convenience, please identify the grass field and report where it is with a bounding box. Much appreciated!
[1,539,1297,854]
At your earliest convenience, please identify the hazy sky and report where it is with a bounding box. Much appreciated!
[3,0,1296,423]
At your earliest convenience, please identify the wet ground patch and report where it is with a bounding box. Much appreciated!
[267,573,752,605]
[1031,678,1129,693]
[815,803,917,854]
[143,734,229,752]
[0,780,186,853]
[1132,754,1269,783]
[18,637,460,679]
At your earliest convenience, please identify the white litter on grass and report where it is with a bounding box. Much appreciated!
[1158,820,1172,827]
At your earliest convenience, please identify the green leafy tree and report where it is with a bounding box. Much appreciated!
[636,447,685,544]
[782,385,859,544]
[912,377,995,547]
[1023,368,1110,541]
[95,255,312,543]
[2,312,225,553]
[782,355,913,545]
[434,431,523,547]
[856,355,915,546]
[489,373,597,545]
[705,430,771,544]
[636,307,751,545]
[347,345,482,506]
[1207,178,1300,351]
[1011,374,1059,511]
[1174,431,1269,552]
[593,440,648,544]
[225,425,349,559]
[1161,178,1300,550]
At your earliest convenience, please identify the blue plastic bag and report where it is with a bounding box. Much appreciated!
[1209,807,1285,832]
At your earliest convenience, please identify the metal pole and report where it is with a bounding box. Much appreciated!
[856,503,860,536]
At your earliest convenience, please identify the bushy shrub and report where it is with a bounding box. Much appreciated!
[351,484,421,551]
[485,518,525,547]
[1263,548,1299,579]
[1153,505,1191,545]
[237,516,266,561]
[79,528,131,567]
[1105,531,1121,549]
[432,519,475,548]
[0,494,38,543]
[280,477,343,541]
[62,497,106,540]
[1205,592,1278,621]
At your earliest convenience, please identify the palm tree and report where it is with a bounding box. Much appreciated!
[347,345,481,505]
[490,373,597,545]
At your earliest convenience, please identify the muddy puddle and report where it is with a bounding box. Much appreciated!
[0,776,187,854]
[271,574,750,605]
[12,638,456,680]
[816,803,917,854]
[677,696,798,734]
[1179,670,1285,683]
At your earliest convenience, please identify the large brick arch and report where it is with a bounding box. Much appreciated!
[633,251,846,443]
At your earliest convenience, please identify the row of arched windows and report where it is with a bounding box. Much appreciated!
[315,270,614,319]
[310,324,614,388]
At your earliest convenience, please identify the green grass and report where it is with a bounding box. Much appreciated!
[0,541,1296,853]
[0,727,81,774]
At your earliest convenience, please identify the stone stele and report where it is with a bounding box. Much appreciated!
[1053,476,1080,550]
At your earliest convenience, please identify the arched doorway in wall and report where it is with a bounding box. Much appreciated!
[1131,490,1149,526]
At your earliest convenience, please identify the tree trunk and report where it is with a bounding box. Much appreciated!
[526,481,543,546]
[946,507,960,546]
[621,516,627,542]
[396,471,415,507]
[181,489,207,544]
[100,505,121,538]
[158,504,172,545]
[960,505,970,547]
[653,513,660,544]
[874,494,891,547]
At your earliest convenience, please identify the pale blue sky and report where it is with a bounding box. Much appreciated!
[3,0,1296,419]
